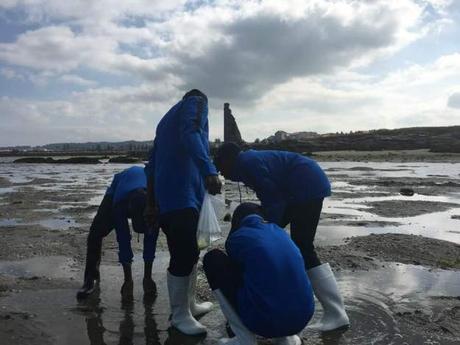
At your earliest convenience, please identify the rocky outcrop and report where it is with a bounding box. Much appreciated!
[224,103,244,144]
[254,126,460,153]
[108,156,142,163]
[14,157,101,164]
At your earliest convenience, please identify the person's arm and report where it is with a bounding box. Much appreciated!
[106,173,119,197]
[225,233,246,264]
[113,202,133,265]
[144,144,158,227]
[179,96,221,194]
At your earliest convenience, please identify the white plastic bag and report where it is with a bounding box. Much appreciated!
[197,192,222,250]
[210,192,226,220]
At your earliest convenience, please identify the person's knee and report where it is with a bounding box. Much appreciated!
[87,229,102,246]
[169,249,199,276]
[203,249,226,274]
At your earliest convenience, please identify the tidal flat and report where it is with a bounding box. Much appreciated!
[0,153,459,345]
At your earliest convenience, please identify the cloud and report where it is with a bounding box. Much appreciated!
[0,0,459,146]
[162,1,425,102]
[447,92,460,108]
[0,1,426,103]
[0,67,24,80]
[59,74,97,87]
[0,26,116,72]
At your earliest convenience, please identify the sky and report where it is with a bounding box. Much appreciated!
[0,0,459,146]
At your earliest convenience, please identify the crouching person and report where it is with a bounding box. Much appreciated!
[203,203,314,345]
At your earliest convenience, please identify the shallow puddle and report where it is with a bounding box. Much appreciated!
[37,217,79,230]
[0,218,20,226]
[1,254,459,345]
[0,256,76,279]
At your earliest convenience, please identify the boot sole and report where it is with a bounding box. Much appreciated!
[171,325,207,336]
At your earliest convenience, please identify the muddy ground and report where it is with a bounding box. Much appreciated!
[1,156,460,344]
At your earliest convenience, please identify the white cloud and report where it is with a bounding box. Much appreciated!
[0,0,459,145]
[59,74,98,87]
[0,67,24,80]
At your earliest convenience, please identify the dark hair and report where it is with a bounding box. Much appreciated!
[214,142,242,172]
[231,202,264,232]
[128,189,147,233]
[183,89,208,103]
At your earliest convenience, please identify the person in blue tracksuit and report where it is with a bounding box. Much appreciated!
[76,166,159,301]
[203,203,314,345]
[144,89,222,335]
[214,143,349,332]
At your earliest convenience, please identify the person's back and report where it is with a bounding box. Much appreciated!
[236,149,331,204]
[108,166,147,204]
[226,215,314,338]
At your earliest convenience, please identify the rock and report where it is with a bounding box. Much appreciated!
[399,188,415,196]
[14,157,101,164]
[223,213,232,222]
[223,103,244,144]
[108,156,141,163]
[55,157,101,164]
[14,157,54,163]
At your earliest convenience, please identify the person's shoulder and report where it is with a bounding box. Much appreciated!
[123,166,143,175]
[239,149,261,162]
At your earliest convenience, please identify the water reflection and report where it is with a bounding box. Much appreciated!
[302,264,460,344]
[83,292,162,345]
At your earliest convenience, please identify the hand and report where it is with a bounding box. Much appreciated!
[205,175,222,195]
[144,204,158,228]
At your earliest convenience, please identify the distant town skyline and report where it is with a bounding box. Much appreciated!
[1,0,460,146]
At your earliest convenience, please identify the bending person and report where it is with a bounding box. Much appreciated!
[77,166,159,300]
[214,143,349,332]
[144,89,222,336]
[204,203,314,345]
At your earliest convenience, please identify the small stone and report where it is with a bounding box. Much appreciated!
[399,188,415,196]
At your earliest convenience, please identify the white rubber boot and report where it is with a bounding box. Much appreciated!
[274,335,302,345]
[189,265,213,317]
[167,271,207,335]
[214,290,256,345]
[307,263,349,331]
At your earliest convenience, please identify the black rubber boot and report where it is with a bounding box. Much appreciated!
[77,236,102,300]
[77,278,98,300]
[143,261,157,298]
[121,263,134,302]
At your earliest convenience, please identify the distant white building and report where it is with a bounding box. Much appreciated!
[263,130,319,143]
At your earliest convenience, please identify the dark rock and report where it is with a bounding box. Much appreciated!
[55,157,101,164]
[224,103,244,144]
[108,156,142,163]
[14,157,101,164]
[14,157,54,163]
[223,213,232,222]
[400,188,415,196]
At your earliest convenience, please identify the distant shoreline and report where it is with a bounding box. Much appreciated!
[2,149,460,163]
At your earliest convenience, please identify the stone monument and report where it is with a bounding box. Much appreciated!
[223,103,244,144]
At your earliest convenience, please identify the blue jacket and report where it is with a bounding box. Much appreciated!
[105,167,155,264]
[226,215,314,337]
[106,166,147,205]
[145,96,217,215]
[230,150,331,224]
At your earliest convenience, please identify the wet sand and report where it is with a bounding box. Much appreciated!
[1,155,460,344]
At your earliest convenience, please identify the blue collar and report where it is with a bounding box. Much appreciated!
[240,214,264,227]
